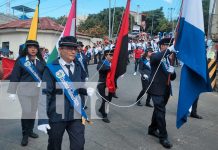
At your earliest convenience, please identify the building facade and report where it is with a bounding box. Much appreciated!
[0,17,94,57]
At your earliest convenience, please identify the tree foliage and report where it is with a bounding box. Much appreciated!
[142,7,171,35]
[48,1,210,37]
[77,7,134,38]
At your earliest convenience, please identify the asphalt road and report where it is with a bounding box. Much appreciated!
[0,61,218,150]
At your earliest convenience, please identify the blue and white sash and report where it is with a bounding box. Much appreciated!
[161,56,170,75]
[47,64,89,121]
[76,53,85,70]
[103,59,111,67]
[143,59,151,69]
[19,57,41,84]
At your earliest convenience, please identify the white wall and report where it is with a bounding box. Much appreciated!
[0,29,93,57]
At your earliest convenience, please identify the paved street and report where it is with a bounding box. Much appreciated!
[0,61,218,150]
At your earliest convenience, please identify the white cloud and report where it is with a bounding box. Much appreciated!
[164,0,173,4]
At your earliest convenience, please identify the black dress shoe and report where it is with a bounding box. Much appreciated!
[148,130,159,138]
[136,102,143,106]
[190,113,203,119]
[102,117,110,123]
[145,103,153,108]
[112,93,118,98]
[160,139,173,149]
[29,132,39,138]
[21,135,28,146]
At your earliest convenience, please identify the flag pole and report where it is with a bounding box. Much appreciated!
[167,0,184,85]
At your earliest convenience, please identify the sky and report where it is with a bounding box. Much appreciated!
[0,0,182,20]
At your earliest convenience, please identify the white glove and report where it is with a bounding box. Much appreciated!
[168,45,177,53]
[87,87,95,96]
[8,94,16,101]
[143,74,149,80]
[85,77,89,82]
[38,124,51,134]
[167,65,175,73]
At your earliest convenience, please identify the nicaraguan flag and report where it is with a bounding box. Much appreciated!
[175,0,212,128]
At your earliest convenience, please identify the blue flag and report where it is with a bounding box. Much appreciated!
[175,0,212,128]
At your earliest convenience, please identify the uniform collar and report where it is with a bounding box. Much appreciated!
[26,56,39,61]
[59,57,75,66]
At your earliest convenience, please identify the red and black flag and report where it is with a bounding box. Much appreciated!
[106,0,131,93]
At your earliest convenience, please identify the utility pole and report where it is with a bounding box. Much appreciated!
[136,4,140,25]
[168,8,175,33]
[208,0,217,40]
[6,0,11,15]
[109,0,111,39]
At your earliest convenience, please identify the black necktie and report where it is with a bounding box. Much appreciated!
[65,64,73,81]
[31,60,35,66]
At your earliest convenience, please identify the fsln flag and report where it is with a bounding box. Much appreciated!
[27,1,40,40]
[106,0,130,93]
[175,0,212,128]
[47,0,76,63]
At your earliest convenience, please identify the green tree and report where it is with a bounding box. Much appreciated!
[142,7,171,35]
[78,7,134,38]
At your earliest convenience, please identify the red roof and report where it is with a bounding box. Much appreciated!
[0,17,64,31]
[0,17,92,37]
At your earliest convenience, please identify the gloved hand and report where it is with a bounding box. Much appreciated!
[167,65,175,73]
[87,87,95,96]
[168,45,177,53]
[85,77,89,82]
[8,94,16,101]
[38,124,51,134]
[143,74,149,80]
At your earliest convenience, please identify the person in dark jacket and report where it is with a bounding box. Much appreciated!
[77,41,89,109]
[8,40,46,146]
[147,38,176,149]
[77,41,89,79]
[37,36,94,150]
[190,97,203,119]
[97,48,114,123]
[136,47,153,107]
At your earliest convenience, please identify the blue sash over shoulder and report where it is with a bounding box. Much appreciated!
[19,57,41,83]
[47,64,90,123]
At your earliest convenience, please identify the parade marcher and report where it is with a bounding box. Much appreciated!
[93,45,98,64]
[77,41,89,80]
[77,41,89,109]
[97,47,114,123]
[133,45,144,75]
[8,40,46,146]
[38,36,94,150]
[9,51,15,60]
[85,45,92,65]
[147,38,176,149]
[128,40,132,64]
[136,48,153,107]
[190,97,203,119]
[98,41,103,61]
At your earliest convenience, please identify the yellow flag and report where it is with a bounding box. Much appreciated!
[27,4,39,40]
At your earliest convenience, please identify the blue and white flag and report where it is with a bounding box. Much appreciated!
[175,0,212,128]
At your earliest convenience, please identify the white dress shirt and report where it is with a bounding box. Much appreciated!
[59,57,75,75]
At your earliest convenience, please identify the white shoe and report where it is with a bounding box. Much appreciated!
[133,72,136,76]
